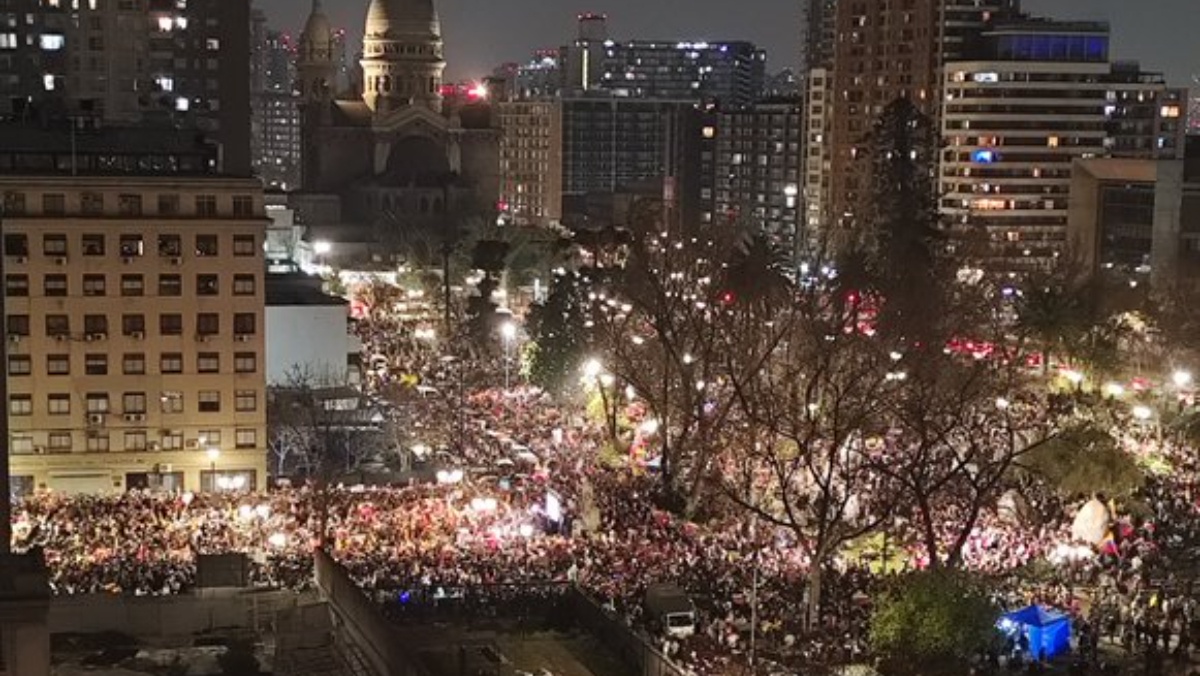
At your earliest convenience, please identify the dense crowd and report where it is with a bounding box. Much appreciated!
[12,294,1200,673]
[15,397,1200,675]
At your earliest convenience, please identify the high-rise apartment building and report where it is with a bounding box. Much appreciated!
[941,0,1022,62]
[941,21,1110,272]
[558,13,766,108]
[0,175,268,495]
[828,0,941,232]
[597,41,766,108]
[255,92,302,192]
[513,49,562,100]
[818,0,1023,237]
[498,101,563,227]
[1104,64,1187,161]
[699,99,803,252]
[938,20,1184,272]
[561,95,695,201]
[560,12,609,93]
[802,0,836,73]
[0,0,252,176]
[251,17,301,191]
[802,68,832,251]
[147,0,252,177]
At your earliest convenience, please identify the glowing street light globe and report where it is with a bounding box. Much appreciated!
[1173,370,1193,388]
[582,358,604,379]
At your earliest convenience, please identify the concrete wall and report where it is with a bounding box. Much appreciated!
[266,304,359,386]
[313,550,420,676]
[48,590,307,638]
[0,553,52,676]
[567,588,686,676]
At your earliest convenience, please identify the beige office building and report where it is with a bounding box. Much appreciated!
[0,177,268,495]
[498,100,563,227]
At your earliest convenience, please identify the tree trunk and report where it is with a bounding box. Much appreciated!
[916,494,941,568]
[805,565,823,632]
[947,501,984,568]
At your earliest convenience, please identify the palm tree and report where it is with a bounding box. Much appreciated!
[723,232,792,312]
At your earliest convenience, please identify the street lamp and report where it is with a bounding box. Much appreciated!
[501,322,517,390]
[582,358,620,449]
[1172,370,1192,388]
[582,358,603,381]
[206,447,220,492]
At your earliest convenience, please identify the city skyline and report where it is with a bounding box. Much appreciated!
[258,0,1200,85]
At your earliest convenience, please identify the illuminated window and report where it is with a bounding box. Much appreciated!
[1161,105,1181,119]
[972,199,1008,211]
[971,149,997,164]
[1047,136,1059,148]
[39,34,64,50]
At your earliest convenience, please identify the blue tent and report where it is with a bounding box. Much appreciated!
[998,605,1071,660]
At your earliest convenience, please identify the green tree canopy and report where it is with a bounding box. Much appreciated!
[525,270,592,394]
[870,570,999,674]
[1020,425,1144,498]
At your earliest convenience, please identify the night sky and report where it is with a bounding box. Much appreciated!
[262,0,1199,86]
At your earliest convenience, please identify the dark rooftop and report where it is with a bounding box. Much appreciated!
[266,273,348,307]
[0,120,222,176]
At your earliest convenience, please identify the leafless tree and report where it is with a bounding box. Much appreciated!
[590,223,760,514]
[267,366,390,542]
[719,281,897,629]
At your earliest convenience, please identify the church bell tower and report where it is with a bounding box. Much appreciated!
[297,0,335,104]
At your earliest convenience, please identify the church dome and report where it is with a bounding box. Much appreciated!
[365,0,440,38]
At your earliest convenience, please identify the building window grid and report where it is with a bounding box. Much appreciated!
[198,390,220,413]
[48,394,70,415]
[123,353,146,375]
[85,394,109,414]
[8,395,31,416]
[235,390,257,412]
[161,391,184,414]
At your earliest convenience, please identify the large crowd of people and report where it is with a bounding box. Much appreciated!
[14,390,1200,675]
[11,294,1200,674]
